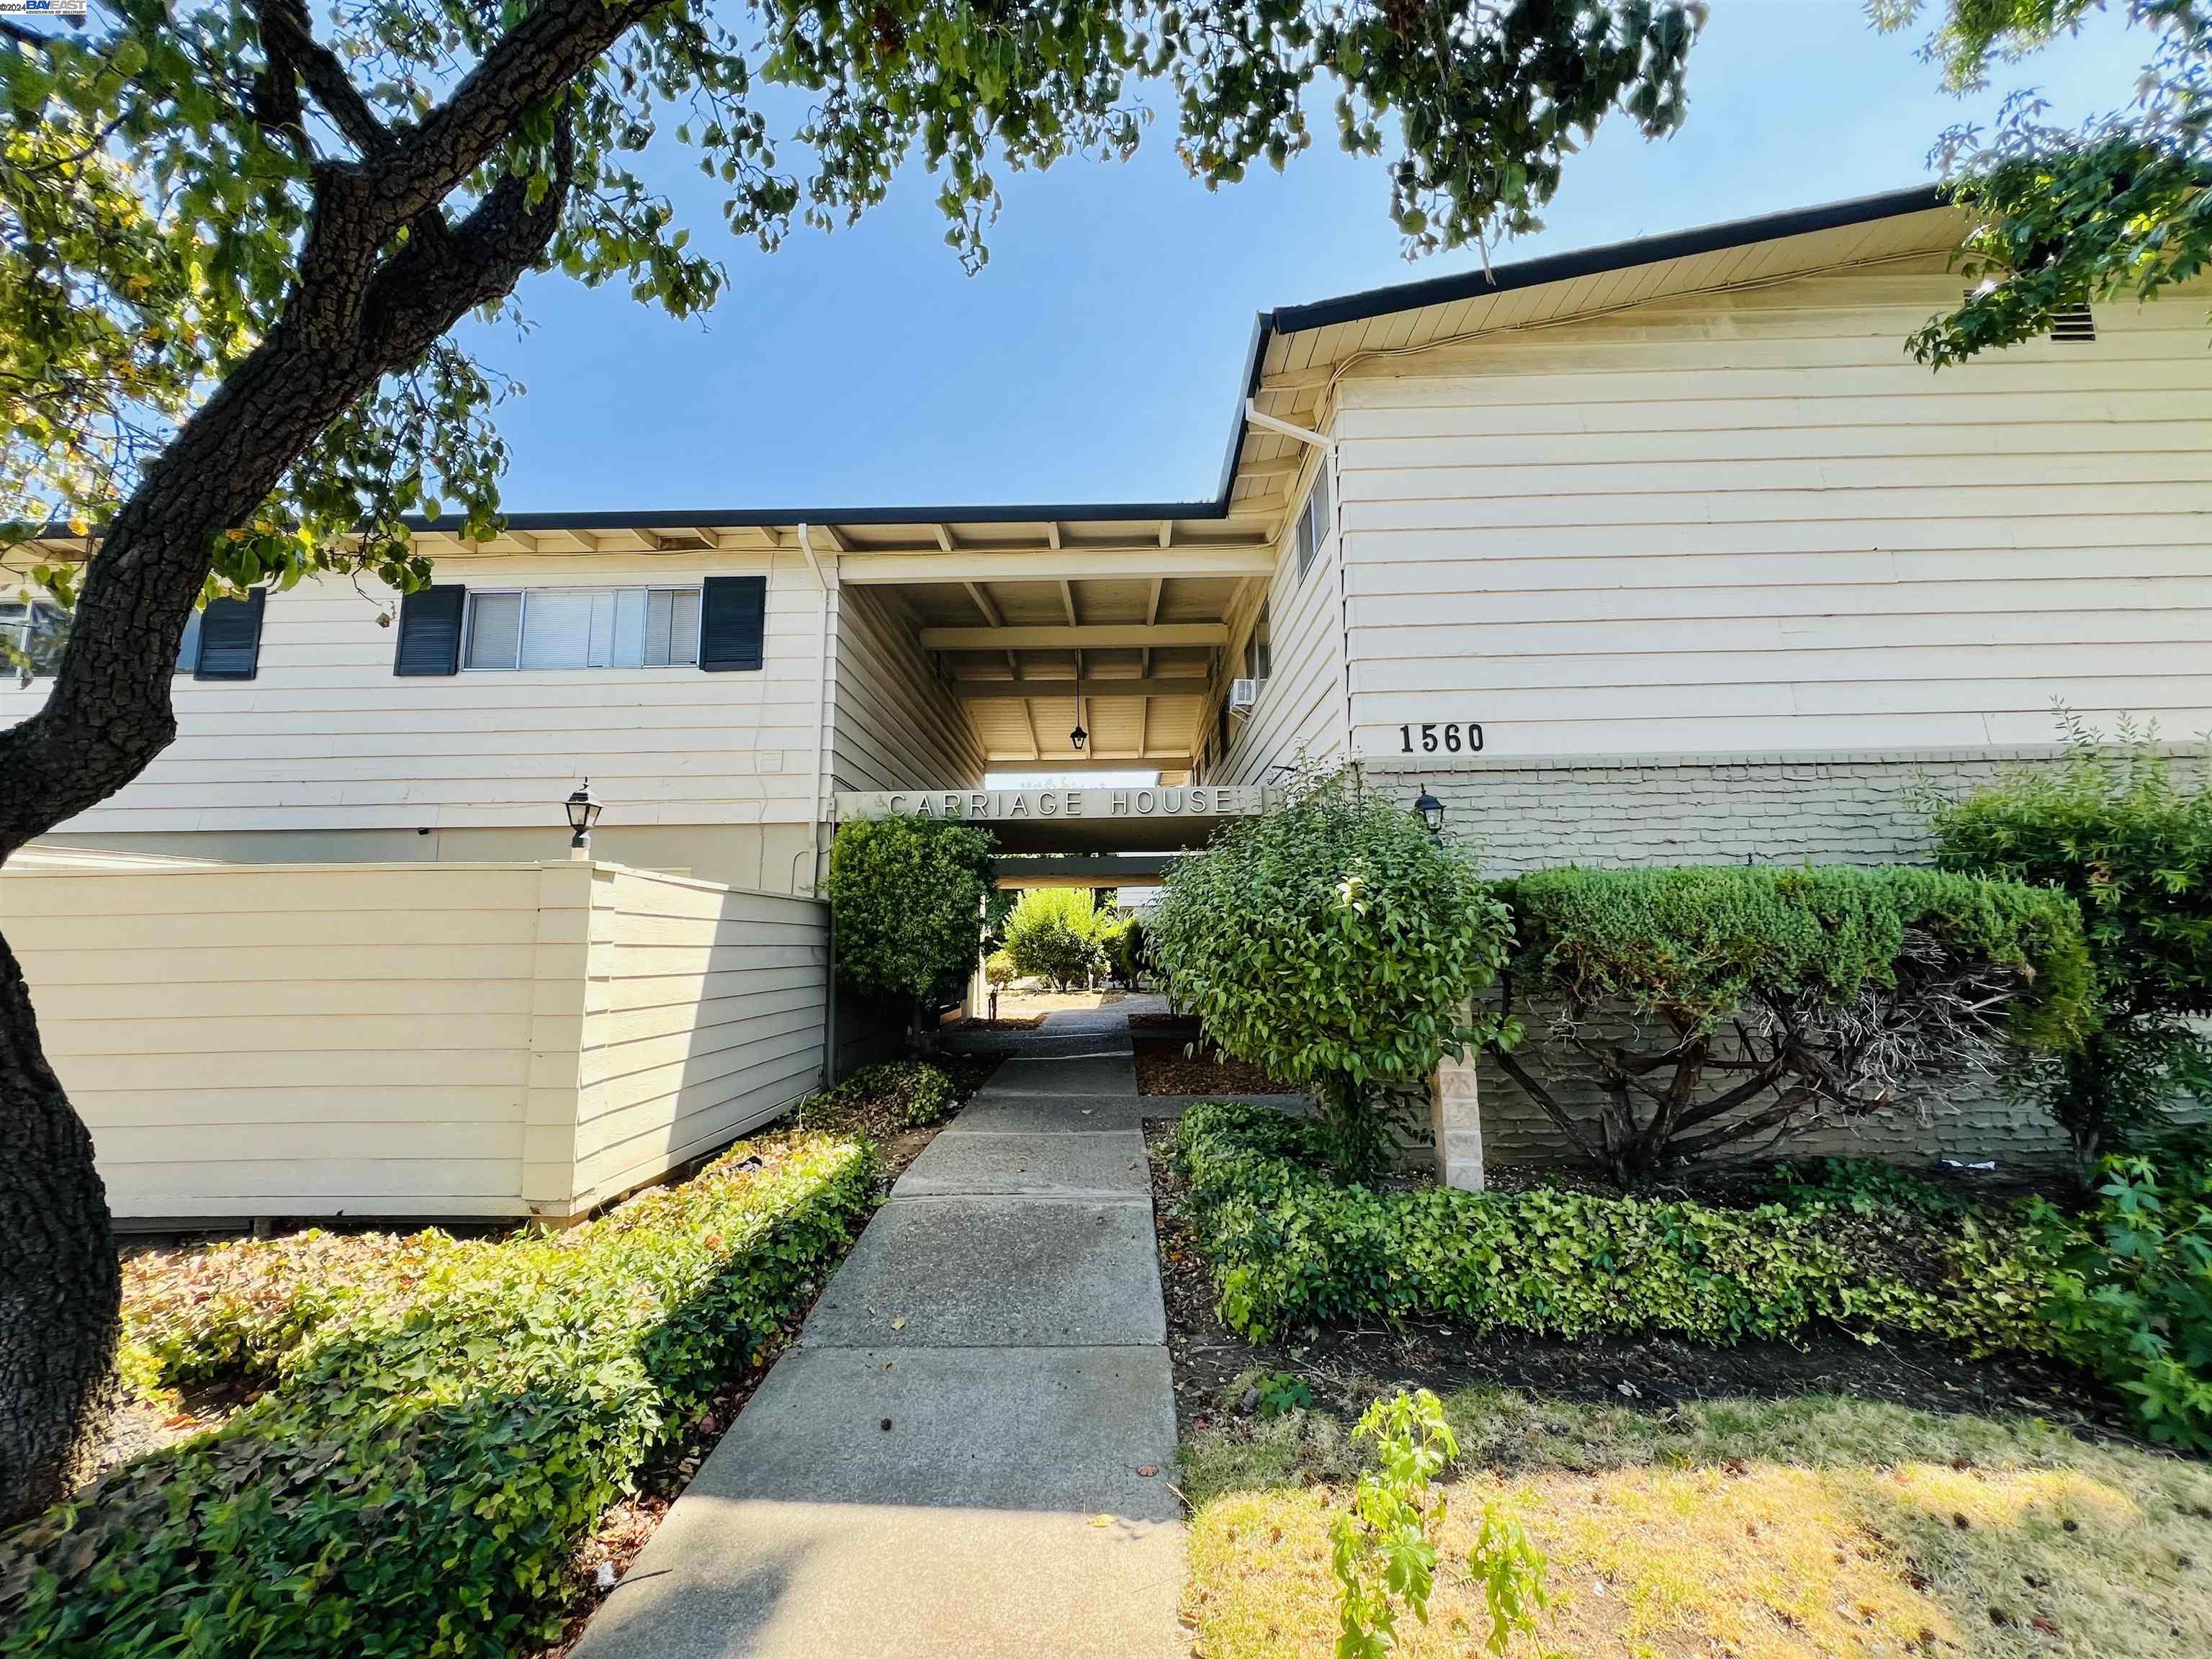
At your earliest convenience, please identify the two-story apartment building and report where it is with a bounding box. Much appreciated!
[8,183,2211,1218]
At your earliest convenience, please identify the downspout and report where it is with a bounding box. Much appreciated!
[795,523,837,1082]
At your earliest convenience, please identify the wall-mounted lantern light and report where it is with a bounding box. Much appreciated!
[565,779,603,854]
[1412,785,1444,842]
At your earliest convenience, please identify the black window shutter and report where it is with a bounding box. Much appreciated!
[174,610,202,675]
[698,575,767,672]
[192,590,266,680]
[394,584,467,676]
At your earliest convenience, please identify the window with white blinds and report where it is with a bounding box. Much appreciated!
[462,588,701,670]
[1294,464,1331,581]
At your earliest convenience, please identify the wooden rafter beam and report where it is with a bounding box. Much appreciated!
[835,546,1272,585]
[920,623,1228,651]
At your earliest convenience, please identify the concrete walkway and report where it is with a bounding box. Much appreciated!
[572,1007,1184,1659]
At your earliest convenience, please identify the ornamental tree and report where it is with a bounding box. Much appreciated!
[0,0,1707,1518]
[1149,769,1514,1176]
[824,816,994,1046]
[1872,0,2212,365]
[1488,864,2095,1185]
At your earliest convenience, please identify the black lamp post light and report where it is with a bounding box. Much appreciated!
[1412,785,1444,842]
[566,779,603,855]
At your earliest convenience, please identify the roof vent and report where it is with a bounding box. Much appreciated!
[1964,287,2097,344]
[2047,305,2097,343]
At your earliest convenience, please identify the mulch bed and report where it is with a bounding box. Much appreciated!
[950,1015,1046,1031]
[1141,1119,2132,1448]
[1130,1015,1300,1097]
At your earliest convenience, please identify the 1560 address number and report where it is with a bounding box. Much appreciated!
[1396,722,1483,755]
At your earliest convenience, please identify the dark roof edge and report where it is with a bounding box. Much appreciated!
[1269,184,1949,336]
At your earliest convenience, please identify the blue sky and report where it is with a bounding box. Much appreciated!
[471,1,2156,513]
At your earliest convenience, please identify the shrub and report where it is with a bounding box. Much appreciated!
[0,1134,876,1659]
[984,950,1017,989]
[1002,886,1107,989]
[1150,769,1513,1177]
[1101,913,1145,986]
[1491,863,2094,1184]
[2028,1130,2212,1451]
[1925,712,2212,1161]
[802,1059,960,1132]
[1172,1102,2056,1352]
[827,814,994,1038]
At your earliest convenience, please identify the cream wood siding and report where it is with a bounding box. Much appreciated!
[0,857,827,1223]
[570,866,828,1208]
[0,549,827,836]
[1217,451,1350,783]
[1334,261,2212,760]
[830,583,985,793]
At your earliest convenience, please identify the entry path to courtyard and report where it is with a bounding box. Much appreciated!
[572,1001,1185,1659]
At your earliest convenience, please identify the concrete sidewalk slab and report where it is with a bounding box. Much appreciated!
[570,997,1184,1659]
[570,1348,1181,1659]
[895,1129,1148,1200]
[942,1031,1132,1059]
[946,1092,1170,1134]
[799,1197,1164,1349]
[982,1054,1138,1096]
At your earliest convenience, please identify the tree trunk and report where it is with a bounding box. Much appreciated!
[0,77,585,1521]
[0,926,120,1527]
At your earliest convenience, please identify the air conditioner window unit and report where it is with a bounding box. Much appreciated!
[1228,678,1259,713]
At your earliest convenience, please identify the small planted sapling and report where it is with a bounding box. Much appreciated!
[1331,1388,1549,1658]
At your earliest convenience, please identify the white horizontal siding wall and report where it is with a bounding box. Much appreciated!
[1336,261,2212,760]
[0,549,827,835]
[1,856,830,1223]
[1,861,562,1220]
[567,866,829,1209]
[1218,449,1350,783]
[831,583,985,793]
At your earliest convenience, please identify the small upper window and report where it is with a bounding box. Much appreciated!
[1294,464,1331,581]
[1,597,68,678]
[1244,599,1272,683]
[463,587,701,670]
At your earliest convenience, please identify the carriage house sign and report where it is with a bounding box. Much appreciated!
[834,786,1276,852]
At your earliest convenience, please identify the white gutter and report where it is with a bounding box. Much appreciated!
[1244,399,1332,450]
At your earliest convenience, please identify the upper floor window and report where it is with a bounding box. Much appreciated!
[1,596,68,678]
[1293,463,1331,581]
[1244,598,1272,683]
[462,586,701,671]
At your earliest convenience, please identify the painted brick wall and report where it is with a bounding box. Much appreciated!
[1377,745,2160,1175]
[1363,745,2118,873]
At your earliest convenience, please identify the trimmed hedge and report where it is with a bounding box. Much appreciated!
[1,1133,875,1659]
[1501,863,2095,1052]
[1172,1102,2052,1352]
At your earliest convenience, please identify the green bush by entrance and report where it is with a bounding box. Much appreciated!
[826,814,994,1025]
[1149,770,1511,1177]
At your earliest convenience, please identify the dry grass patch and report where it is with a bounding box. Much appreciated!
[1182,1391,2212,1659]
